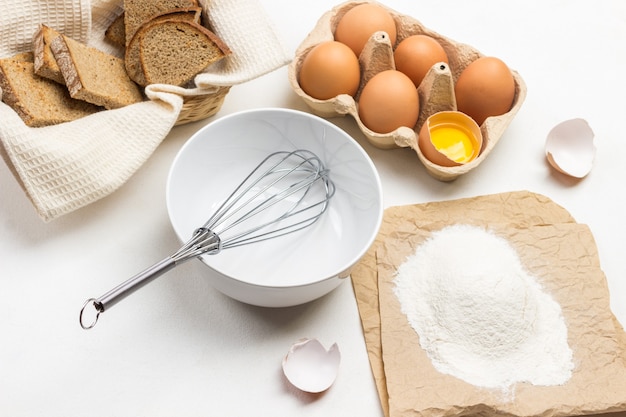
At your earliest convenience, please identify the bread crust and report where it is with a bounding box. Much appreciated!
[32,24,65,84]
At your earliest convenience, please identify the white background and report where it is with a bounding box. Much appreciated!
[2,1,626,416]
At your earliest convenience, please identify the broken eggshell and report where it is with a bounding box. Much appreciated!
[545,118,596,178]
[282,338,341,393]
[418,111,483,167]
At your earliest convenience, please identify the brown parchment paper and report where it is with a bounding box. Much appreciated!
[350,190,626,417]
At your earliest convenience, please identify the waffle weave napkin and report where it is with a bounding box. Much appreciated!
[0,0,290,222]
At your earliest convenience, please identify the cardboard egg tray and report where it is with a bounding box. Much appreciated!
[288,0,527,181]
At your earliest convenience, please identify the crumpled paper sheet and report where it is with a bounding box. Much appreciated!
[351,190,626,417]
[0,0,290,222]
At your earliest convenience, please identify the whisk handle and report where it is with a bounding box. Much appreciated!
[100,257,177,310]
[79,228,221,330]
[79,256,177,329]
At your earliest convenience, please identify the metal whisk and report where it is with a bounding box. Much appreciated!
[79,149,335,329]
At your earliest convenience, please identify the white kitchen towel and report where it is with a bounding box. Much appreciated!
[0,0,291,222]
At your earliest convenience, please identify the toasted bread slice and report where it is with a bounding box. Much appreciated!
[125,7,202,86]
[10,52,35,62]
[139,19,230,87]
[0,54,100,127]
[123,0,199,46]
[104,13,126,47]
[50,34,143,109]
[32,24,65,84]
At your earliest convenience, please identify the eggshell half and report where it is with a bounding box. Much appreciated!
[545,118,596,178]
[282,338,341,393]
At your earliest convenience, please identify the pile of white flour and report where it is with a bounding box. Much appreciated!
[393,224,574,392]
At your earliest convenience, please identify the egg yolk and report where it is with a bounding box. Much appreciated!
[429,125,478,163]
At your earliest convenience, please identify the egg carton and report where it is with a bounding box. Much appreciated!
[288,0,527,181]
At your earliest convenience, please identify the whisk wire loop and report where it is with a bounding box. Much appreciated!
[224,172,335,248]
[203,150,334,249]
[79,149,335,329]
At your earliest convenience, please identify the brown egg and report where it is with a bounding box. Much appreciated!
[358,69,419,134]
[334,3,397,57]
[298,41,361,100]
[394,35,449,88]
[454,56,516,125]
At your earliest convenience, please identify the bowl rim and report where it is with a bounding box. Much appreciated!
[165,107,384,289]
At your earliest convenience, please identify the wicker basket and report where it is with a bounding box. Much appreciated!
[175,86,231,126]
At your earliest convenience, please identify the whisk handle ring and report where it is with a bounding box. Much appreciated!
[79,257,177,329]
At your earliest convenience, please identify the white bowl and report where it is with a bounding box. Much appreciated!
[166,108,383,307]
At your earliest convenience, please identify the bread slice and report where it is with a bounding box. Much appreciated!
[125,7,202,86]
[139,19,231,87]
[9,52,34,62]
[50,34,143,109]
[123,0,199,46]
[0,54,100,127]
[32,24,65,84]
[104,13,126,46]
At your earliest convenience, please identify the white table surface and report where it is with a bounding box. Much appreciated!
[2,1,626,416]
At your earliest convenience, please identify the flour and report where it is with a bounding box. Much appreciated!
[393,224,574,393]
